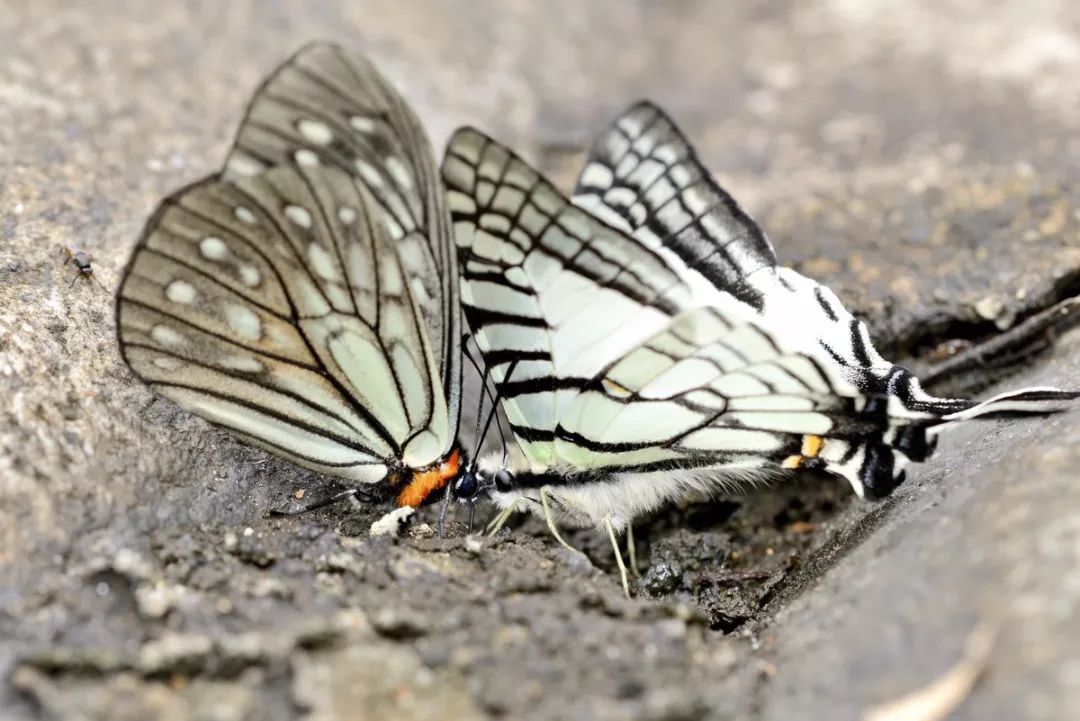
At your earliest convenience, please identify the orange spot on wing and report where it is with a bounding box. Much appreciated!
[396,449,461,508]
[802,435,824,458]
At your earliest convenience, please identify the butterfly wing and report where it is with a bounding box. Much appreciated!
[555,304,900,497]
[573,101,778,311]
[223,42,461,439]
[445,129,886,490]
[447,128,1079,504]
[443,128,701,468]
[445,128,858,479]
[570,101,890,376]
[575,103,1078,425]
[117,164,451,482]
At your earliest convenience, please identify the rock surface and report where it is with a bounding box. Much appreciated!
[2,1,1079,720]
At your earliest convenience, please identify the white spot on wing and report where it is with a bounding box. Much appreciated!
[338,206,357,225]
[165,279,197,305]
[152,356,183,371]
[307,244,338,281]
[285,205,313,229]
[384,215,404,240]
[150,325,185,347]
[385,156,413,190]
[295,149,320,167]
[226,154,265,177]
[297,119,334,145]
[238,265,261,287]
[234,207,257,225]
[355,161,383,188]
[225,304,262,340]
[199,237,228,261]
[349,116,377,133]
[219,355,263,373]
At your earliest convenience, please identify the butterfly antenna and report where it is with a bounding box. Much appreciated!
[436,485,452,537]
[472,359,519,469]
[267,487,368,517]
[499,411,511,468]
[461,333,491,396]
[462,342,490,465]
[462,339,514,467]
[466,503,477,534]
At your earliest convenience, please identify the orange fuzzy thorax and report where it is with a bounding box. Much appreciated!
[396,449,461,507]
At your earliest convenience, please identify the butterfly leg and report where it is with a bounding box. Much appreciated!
[487,498,519,536]
[466,503,477,534]
[539,486,577,554]
[267,487,368,517]
[626,524,641,578]
[604,517,631,598]
[436,486,453,537]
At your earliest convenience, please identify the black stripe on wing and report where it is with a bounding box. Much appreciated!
[222,41,462,442]
[574,100,778,310]
[116,164,452,481]
[444,127,699,460]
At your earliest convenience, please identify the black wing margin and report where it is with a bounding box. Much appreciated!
[573,101,778,310]
[222,41,461,439]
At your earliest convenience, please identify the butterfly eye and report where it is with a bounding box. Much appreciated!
[494,469,514,493]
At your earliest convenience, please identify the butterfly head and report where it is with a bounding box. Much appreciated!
[449,467,515,503]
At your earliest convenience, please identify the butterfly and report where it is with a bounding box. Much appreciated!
[116,42,490,516]
[443,101,1079,588]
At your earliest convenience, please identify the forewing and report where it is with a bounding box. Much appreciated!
[443,128,695,468]
[573,101,778,310]
[117,164,451,481]
[223,42,460,437]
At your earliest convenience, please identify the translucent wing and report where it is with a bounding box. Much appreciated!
[442,130,892,492]
[555,305,902,497]
[443,127,696,468]
[223,42,461,439]
[573,101,777,311]
[447,128,1079,504]
[117,164,451,482]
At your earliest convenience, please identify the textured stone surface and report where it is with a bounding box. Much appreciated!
[2,1,1079,720]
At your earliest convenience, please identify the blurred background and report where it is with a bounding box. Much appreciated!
[2,2,1079,720]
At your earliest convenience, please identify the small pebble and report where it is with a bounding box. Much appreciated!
[974,295,1004,321]
[464,535,484,554]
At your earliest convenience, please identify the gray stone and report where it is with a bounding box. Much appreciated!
[3,2,1079,720]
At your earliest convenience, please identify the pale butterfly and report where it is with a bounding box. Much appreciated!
[117,42,496,518]
[442,103,1078,590]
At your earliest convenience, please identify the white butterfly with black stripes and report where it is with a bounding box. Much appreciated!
[117,43,479,512]
[443,102,1079,545]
